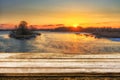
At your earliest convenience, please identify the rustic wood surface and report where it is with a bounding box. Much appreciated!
[0,53,120,79]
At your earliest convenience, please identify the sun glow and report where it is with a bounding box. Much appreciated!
[73,24,79,28]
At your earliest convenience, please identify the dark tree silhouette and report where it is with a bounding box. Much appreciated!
[14,21,33,35]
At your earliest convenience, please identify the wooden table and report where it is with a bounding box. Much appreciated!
[0,53,120,80]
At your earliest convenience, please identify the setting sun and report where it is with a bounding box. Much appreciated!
[73,24,79,28]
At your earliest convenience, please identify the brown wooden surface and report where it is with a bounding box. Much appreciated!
[0,53,119,79]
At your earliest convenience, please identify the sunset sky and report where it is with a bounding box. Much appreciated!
[0,0,120,28]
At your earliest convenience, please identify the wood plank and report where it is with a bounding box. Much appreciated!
[0,53,119,77]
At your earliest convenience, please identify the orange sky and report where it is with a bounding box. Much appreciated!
[0,0,120,28]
